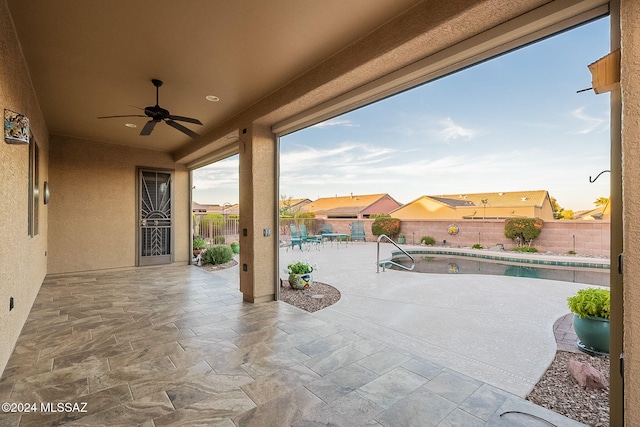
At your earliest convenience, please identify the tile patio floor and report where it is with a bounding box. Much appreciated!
[0,245,593,426]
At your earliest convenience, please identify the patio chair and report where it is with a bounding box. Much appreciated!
[321,223,333,235]
[299,224,321,249]
[350,221,366,242]
[289,224,303,251]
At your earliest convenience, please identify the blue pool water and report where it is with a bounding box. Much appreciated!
[390,254,610,287]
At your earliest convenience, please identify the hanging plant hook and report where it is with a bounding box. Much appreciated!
[589,170,610,183]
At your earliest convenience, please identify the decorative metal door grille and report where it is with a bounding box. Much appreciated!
[140,171,172,261]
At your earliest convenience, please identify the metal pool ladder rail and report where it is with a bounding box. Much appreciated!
[376,234,415,272]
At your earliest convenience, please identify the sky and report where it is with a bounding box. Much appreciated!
[193,17,611,212]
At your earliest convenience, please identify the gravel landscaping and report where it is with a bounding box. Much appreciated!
[528,351,610,427]
[279,280,341,312]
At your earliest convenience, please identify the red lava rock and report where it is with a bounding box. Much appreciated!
[568,360,609,389]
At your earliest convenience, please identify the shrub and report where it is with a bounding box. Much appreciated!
[472,243,483,249]
[369,213,391,219]
[567,250,577,255]
[371,217,401,237]
[192,236,207,250]
[420,236,435,245]
[511,247,538,252]
[202,245,233,265]
[293,212,316,233]
[294,212,315,219]
[212,235,225,245]
[567,288,610,319]
[200,213,225,229]
[504,217,543,247]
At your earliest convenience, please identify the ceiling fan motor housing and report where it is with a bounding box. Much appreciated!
[145,105,170,120]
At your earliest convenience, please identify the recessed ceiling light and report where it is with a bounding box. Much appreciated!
[125,123,137,128]
[206,95,220,102]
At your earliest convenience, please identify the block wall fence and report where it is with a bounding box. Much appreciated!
[307,219,610,257]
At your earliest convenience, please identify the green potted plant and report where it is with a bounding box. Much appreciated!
[230,241,240,254]
[397,233,406,244]
[285,260,316,289]
[567,287,610,354]
[192,236,207,257]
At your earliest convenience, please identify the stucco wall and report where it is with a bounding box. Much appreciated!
[48,135,190,274]
[621,0,640,421]
[239,124,277,303]
[362,196,402,216]
[0,0,50,375]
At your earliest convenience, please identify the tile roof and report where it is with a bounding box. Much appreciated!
[279,198,311,208]
[428,190,550,208]
[302,193,391,214]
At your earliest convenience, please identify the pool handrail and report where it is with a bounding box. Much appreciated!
[376,234,415,273]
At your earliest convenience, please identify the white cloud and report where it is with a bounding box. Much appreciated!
[280,143,397,171]
[192,157,239,190]
[570,106,608,134]
[439,117,478,141]
[312,119,359,128]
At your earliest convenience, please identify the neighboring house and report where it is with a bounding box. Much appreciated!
[279,198,312,215]
[192,202,222,215]
[300,193,402,219]
[192,202,239,216]
[224,203,240,216]
[575,199,611,220]
[391,190,555,221]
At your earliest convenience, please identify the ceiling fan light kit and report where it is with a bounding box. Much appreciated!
[98,79,203,138]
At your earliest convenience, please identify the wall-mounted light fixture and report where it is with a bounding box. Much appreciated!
[43,181,50,204]
[4,109,30,144]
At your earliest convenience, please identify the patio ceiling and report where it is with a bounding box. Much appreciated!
[7,0,610,166]
[6,0,422,154]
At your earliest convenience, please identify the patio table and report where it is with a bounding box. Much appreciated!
[321,233,349,248]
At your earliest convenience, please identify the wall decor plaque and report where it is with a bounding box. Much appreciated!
[4,109,30,144]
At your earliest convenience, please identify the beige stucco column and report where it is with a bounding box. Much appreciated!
[621,0,640,423]
[238,123,278,303]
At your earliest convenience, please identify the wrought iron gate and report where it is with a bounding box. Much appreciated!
[138,170,173,266]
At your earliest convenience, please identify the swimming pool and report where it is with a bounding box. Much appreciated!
[389,252,610,287]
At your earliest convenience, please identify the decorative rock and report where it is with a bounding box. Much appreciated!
[567,360,609,389]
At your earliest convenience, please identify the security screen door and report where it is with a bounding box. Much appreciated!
[138,169,173,266]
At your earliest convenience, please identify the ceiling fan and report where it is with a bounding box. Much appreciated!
[98,79,203,138]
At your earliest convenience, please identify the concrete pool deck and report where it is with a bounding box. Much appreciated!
[279,243,607,398]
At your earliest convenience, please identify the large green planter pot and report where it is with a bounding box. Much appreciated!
[289,273,313,289]
[573,314,610,354]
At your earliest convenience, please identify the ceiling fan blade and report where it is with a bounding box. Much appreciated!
[97,115,146,119]
[166,120,200,139]
[167,115,203,125]
[140,120,159,136]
